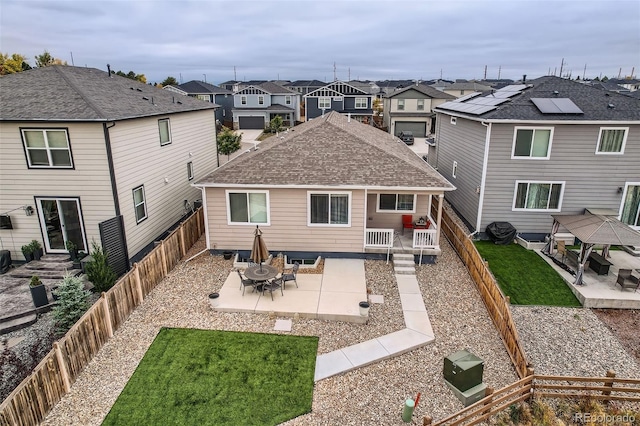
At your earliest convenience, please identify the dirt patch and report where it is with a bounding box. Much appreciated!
[592,309,640,363]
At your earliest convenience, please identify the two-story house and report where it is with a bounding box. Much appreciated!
[431,76,640,239]
[442,81,492,98]
[0,66,218,274]
[304,81,375,123]
[284,80,326,96]
[232,82,300,129]
[383,84,455,137]
[174,80,234,127]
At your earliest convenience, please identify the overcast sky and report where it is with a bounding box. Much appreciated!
[2,0,638,84]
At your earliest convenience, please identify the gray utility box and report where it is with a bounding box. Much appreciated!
[443,350,484,392]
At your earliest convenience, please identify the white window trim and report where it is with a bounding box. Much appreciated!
[318,97,331,109]
[452,161,458,179]
[355,97,367,109]
[258,95,264,105]
[187,161,194,181]
[21,128,73,169]
[619,182,640,230]
[512,180,565,212]
[307,191,352,227]
[285,95,291,105]
[397,99,405,111]
[375,193,417,213]
[241,96,247,105]
[225,190,270,226]
[133,185,148,224]
[417,99,425,110]
[159,118,172,146]
[595,127,628,155]
[511,126,554,160]
[450,117,457,125]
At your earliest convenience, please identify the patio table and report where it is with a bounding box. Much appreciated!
[245,265,279,291]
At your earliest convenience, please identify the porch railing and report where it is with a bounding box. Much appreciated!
[413,229,437,248]
[364,228,395,248]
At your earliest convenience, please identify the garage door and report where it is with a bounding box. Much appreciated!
[395,122,426,137]
[238,116,265,129]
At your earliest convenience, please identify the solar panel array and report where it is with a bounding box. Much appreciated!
[531,98,584,114]
[437,84,530,116]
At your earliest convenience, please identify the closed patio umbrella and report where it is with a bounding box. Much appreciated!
[250,225,270,271]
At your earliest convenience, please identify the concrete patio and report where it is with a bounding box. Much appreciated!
[537,249,640,309]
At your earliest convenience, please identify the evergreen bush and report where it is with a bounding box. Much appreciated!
[52,274,91,335]
[85,240,117,292]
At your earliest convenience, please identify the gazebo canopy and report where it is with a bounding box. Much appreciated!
[552,213,640,246]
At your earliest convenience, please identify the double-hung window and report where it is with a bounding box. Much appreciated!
[513,181,564,211]
[318,97,331,109]
[241,96,247,105]
[133,185,148,223]
[596,127,628,154]
[417,99,425,110]
[397,99,405,111]
[158,118,171,146]
[377,194,415,212]
[355,97,367,109]
[308,192,350,226]
[285,96,291,105]
[258,96,264,105]
[512,127,553,159]
[227,191,269,224]
[22,129,73,168]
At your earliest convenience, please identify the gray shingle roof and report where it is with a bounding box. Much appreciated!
[446,81,493,91]
[178,80,232,95]
[386,84,456,100]
[0,66,217,121]
[257,81,297,94]
[195,111,454,190]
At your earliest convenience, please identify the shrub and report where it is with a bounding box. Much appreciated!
[52,274,91,335]
[85,240,117,292]
[21,244,33,257]
[29,275,42,287]
[30,240,42,250]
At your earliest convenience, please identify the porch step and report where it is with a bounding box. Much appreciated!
[393,259,415,267]
[40,254,72,262]
[394,266,416,275]
[25,260,74,271]
[392,253,416,275]
[393,253,414,261]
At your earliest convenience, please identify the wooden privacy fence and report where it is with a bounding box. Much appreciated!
[431,198,529,379]
[0,208,204,426]
[428,372,640,426]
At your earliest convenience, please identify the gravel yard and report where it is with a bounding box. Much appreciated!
[40,235,518,425]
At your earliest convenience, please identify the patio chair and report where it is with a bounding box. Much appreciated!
[616,269,640,291]
[402,215,413,235]
[237,269,256,295]
[262,276,283,300]
[282,262,299,289]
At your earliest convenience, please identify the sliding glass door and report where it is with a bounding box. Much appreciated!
[36,197,87,253]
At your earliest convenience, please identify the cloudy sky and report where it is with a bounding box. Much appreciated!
[2,0,638,84]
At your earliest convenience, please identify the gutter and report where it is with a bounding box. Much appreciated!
[476,121,492,233]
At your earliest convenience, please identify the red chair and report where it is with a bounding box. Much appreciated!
[402,215,413,235]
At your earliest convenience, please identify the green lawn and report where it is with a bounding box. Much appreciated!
[102,328,318,426]
[474,241,581,306]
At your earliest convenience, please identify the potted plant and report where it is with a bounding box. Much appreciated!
[31,240,43,260]
[222,251,234,260]
[65,240,78,261]
[29,275,49,308]
[21,244,34,262]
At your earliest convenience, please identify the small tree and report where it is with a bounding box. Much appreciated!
[373,98,383,117]
[161,76,178,87]
[85,240,117,292]
[52,274,91,335]
[268,115,284,133]
[217,126,242,161]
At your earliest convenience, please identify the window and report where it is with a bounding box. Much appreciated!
[512,127,553,159]
[596,127,628,154]
[513,181,564,211]
[187,162,194,181]
[319,97,331,109]
[417,99,425,110]
[258,96,264,105]
[450,117,457,125]
[158,118,171,146]
[196,94,210,102]
[241,96,247,105]
[308,192,350,226]
[227,191,269,224]
[285,96,291,105]
[21,129,73,168]
[452,161,458,178]
[620,184,640,228]
[377,194,415,212]
[355,97,367,109]
[397,99,405,111]
[133,185,147,223]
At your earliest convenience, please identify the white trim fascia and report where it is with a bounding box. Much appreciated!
[193,183,456,192]
[595,126,629,155]
[476,122,492,232]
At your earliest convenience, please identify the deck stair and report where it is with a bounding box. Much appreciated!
[393,253,415,275]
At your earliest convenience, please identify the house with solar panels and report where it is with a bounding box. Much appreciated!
[431,76,640,240]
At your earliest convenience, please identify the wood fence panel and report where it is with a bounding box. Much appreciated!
[137,247,165,297]
[163,230,182,272]
[106,271,139,330]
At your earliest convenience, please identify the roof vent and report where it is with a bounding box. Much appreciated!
[177,101,182,104]
[130,87,134,90]
[607,103,615,109]
[107,64,112,77]
[142,96,149,100]
[136,88,143,92]
[553,90,559,95]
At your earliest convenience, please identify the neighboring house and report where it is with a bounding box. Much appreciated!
[383,84,456,137]
[587,81,631,95]
[443,81,492,98]
[0,66,218,273]
[193,111,455,259]
[175,80,234,126]
[608,78,640,92]
[304,81,375,123]
[232,82,300,129]
[432,76,640,239]
[284,80,326,96]
[429,79,454,92]
[376,80,420,96]
[219,80,241,92]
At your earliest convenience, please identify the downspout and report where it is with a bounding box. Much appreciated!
[476,121,492,233]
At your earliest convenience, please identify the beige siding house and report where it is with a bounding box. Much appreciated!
[0,66,218,273]
[194,111,455,262]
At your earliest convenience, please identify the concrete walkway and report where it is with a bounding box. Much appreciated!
[314,273,435,381]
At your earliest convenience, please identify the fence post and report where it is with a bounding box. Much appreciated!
[179,223,187,257]
[53,342,71,393]
[101,293,113,338]
[160,240,168,277]
[482,387,495,416]
[602,370,616,404]
[133,263,144,303]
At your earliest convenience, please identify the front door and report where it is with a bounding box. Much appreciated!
[36,197,87,254]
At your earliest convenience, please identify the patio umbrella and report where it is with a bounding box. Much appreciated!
[250,225,269,271]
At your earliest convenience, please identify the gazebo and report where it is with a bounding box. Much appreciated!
[544,211,640,286]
